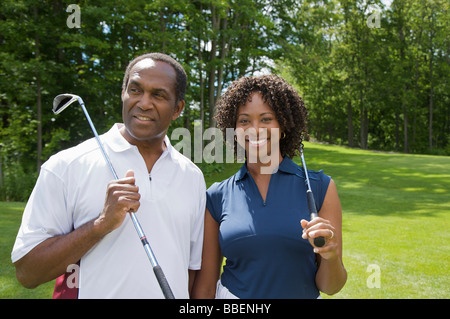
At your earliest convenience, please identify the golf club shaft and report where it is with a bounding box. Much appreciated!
[300,148,326,248]
[78,100,175,299]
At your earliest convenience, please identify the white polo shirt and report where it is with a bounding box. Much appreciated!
[11,124,206,299]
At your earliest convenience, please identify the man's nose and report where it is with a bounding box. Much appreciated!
[137,93,154,110]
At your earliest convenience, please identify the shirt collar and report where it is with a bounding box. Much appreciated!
[103,123,173,158]
[235,163,249,181]
[278,156,302,175]
[103,124,132,153]
[235,156,301,181]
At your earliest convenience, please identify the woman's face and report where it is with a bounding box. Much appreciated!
[235,92,282,165]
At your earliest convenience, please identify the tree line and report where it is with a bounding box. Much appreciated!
[0,0,448,201]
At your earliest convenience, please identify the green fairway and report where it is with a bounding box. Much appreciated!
[0,202,55,298]
[297,142,450,299]
[1,142,449,298]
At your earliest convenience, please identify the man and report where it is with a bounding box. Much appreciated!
[11,53,206,299]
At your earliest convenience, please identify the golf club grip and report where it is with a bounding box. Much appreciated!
[153,265,175,299]
[306,191,326,248]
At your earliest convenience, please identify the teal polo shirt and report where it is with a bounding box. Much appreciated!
[206,156,331,299]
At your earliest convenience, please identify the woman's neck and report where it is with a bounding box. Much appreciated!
[246,152,284,177]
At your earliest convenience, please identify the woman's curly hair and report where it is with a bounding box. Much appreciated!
[214,74,309,159]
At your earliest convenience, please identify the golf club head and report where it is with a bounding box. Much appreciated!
[53,94,81,114]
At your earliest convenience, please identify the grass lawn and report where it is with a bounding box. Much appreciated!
[300,142,450,299]
[0,202,55,298]
[1,142,449,298]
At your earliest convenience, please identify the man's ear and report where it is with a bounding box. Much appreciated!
[172,100,185,120]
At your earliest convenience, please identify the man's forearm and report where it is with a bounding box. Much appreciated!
[14,218,107,289]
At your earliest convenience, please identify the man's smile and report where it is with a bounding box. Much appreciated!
[134,114,154,122]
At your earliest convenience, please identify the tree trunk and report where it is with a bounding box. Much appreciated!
[403,86,409,153]
[34,6,42,172]
[428,32,434,151]
[160,10,166,53]
[360,106,368,150]
[347,101,354,147]
[207,4,220,128]
[198,33,205,150]
[359,85,368,150]
[395,110,400,152]
[411,28,422,150]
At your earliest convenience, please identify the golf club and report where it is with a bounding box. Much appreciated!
[53,93,175,299]
[300,146,326,248]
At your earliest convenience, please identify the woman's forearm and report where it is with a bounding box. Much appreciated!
[315,256,347,295]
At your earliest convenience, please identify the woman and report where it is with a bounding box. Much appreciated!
[191,75,347,299]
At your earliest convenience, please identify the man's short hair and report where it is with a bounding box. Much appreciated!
[122,52,187,103]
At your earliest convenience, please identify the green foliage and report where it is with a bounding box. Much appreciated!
[0,161,37,202]
[0,0,448,201]
[277,0,449,155]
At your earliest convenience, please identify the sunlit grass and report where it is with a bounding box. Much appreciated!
[0,202,54,298]
[297,142,450,298]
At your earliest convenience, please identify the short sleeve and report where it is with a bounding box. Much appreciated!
[188,172,207,270]
[206,182,223,223]
[11,164,73,263]
[310,170,331,212]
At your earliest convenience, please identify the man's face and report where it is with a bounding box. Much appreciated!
[121,58,184,146]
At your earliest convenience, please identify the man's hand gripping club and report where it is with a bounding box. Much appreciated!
[94,170,141,236]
